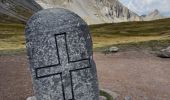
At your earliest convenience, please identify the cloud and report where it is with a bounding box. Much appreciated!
[119,0,170,16]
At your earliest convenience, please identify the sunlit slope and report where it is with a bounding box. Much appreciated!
[0,18,170,54]
[90,18,170,48]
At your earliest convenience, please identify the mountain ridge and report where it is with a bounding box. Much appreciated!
[0,0,42,23]
[35,0,142,24]
[0,0,165,24]
[142,9,164,21]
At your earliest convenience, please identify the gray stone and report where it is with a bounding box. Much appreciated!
[25,8,99,100]
[124,96,132,100]
[104,46,119,55]
[109,46,119,53]
[27,96,36,100]
[157,46,170,58]
[99,96,107,100]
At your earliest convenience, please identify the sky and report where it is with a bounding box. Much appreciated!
[119,0,170,16]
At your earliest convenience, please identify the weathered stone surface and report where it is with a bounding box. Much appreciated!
[25,8,99,100]
[28,96,107,100]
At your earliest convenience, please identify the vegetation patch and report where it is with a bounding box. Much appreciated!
[0,24,25,52]
[100,90,114,100]
[0,48,26,56]
[90,18,170,49]
[0,18,170,55]
[94,39,170,52]
[90,18,170,37]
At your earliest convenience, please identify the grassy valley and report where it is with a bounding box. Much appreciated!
[90,18,170,51]
[0,24,25,55]
[0,18,170,54]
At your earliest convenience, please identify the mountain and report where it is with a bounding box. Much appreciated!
[0,0,42,23]
[35,0,142,24]
[0,0,165,25]
[142,9,164,21]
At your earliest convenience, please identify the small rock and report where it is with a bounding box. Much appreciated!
[99,96,107,100]
[109,46,119,53]
[157,46,170,58]
[144,97,148,100]
[104,46,119,55]
[26,96,36,100]
[125,96,132,100]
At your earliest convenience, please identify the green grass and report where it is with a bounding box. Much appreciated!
[90,18,170,37]
[100,90,115,100]
[0,18,170,55]
[90,18,170,49]
[95,38,170,52]
[0,24,25,51]
[0,49,26,56]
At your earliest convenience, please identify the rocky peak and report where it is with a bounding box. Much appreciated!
[1,0,164,24]
[35,0,141,24]
[148,9,160,17]
[143,9,163,21]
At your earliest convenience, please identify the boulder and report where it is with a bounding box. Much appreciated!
[99,96,107,100]
[27,96,36,100]
[104,46,119,55]
[109,46,119,53]
[157,46,170,58]
[124,96,132,100]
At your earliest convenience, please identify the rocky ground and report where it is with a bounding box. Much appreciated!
[0,51,170,100]
[96,51,170,100]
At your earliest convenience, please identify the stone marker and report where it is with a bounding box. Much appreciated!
[25,8,99,100]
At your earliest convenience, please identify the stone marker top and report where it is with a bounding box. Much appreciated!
[25,8,93,73]
[26,8,88,33]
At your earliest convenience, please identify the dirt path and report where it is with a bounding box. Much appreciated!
[95,51,170,100]
[0,55,33,100]
[0,51,170,100]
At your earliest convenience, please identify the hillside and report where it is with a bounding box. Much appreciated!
[0,0,42,23]
[90,18,170,49]
[35,0,141,24]
[0,0,166,24]
[90,18,170,36]
[142,9,164,21]
[0,18,170,54]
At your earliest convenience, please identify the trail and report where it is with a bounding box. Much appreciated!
[0,51,170,100]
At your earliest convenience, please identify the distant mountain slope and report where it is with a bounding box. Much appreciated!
[35,0,142,24]
[0,0,165,24]
[0,0,42,23]
[143,9,164,21]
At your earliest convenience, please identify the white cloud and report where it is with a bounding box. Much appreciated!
[119,0,170,16]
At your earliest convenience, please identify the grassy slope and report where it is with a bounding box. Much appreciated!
[90,18,170,36]
[0,24,25,55]
[100,90,115,100]
[90,18,170,50]
[0,18,170,55]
